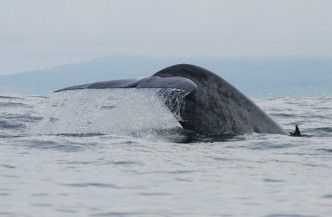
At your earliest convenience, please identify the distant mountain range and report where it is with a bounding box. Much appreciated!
[0,56,331,97]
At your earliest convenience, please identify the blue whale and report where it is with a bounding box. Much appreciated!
[56,64,289,136]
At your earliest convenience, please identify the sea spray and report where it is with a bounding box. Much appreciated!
[30,88,189,136]
[158,88,190,121]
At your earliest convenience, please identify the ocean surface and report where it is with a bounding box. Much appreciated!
[0,90,331,217]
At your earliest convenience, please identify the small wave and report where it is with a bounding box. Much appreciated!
[1,114,43,123]
[247,143,298,150]
[54,133,105,137]
[168,170,195,174]
[0,120,25,129]
[53,209,77,214]
[266,214,318,217]
[315,107,331,110]
[0,96,23,100]
[60,182,118,188]
[269,113,295,118]
[111,160,138,165]
[1,164,16,169]
[299,114,330,119]
[0,134,25,138]
[263,178,284,183]
[314,127,332,132]
[316,148,332,153]
[171,131,242,143]
[0,102,32,108]
[21,139,85,152]
[90,211,148,217]
[303,127,332,137]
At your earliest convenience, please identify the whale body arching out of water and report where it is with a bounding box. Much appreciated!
[56,64,289,136]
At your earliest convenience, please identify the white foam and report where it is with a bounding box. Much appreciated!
[31,88,186,136]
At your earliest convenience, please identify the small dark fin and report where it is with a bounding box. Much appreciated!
[290,125,302,137]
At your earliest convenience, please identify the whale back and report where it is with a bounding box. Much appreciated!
[154,64,288,135]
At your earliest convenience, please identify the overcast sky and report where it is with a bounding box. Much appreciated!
[0,0,331,75]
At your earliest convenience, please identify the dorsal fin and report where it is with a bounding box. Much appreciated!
[290,125,302,137]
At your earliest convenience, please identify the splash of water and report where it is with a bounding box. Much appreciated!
[158,88,189,121]
[30,88,189,136]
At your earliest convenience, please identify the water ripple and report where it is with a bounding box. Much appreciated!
[22,139,85,152]
[0,102,31,108]
[266,215,319,217]
[90,212,144,217]
[60,183,118,188]
[263,178,284,183]
[316,148,332,153]
[1,164,16,169]
[0,120,25,129]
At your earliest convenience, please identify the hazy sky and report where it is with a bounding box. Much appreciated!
[0,0,331,75]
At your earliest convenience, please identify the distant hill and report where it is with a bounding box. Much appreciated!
[0,56,331,97]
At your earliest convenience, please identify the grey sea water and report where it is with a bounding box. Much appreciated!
[0,90,331,217]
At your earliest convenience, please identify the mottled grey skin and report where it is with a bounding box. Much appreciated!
[56,64,288,135]
[154,64,288,135]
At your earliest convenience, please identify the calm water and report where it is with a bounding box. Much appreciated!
[0,90,331,217]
